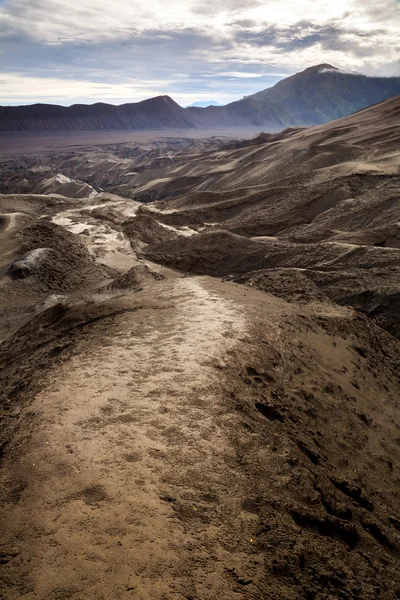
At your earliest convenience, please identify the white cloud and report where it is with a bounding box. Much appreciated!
[0,0,256,43]
[0,0,398,104]
[219,72,265,78]
[1,0,398,43]
[0,74,170,102]
[0,73,240,106]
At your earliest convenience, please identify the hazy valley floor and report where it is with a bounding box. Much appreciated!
[0,128,262,158]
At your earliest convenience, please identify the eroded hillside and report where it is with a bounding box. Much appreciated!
[0,97,400,600]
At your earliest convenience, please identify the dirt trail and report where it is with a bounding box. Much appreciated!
[1,276,271,599]
[52,198,140,270]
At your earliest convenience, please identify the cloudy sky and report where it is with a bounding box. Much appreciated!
[0,0,399,106]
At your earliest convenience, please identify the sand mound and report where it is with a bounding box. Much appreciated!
[145,230,400,338]
[146,230,400,275]
[145,230,259,274]
[106,264,165,291]
[10,221,114,293]
[307,269,400,340]
[232,266,400,337]
[0,296,143,451]
[7,248,50,279]
[36,173,97,198]
[122,211,178,250]
[0,194,68,215]
[0,212,31,232]
[232,268,329,304]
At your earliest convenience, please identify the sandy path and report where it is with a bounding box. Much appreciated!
[52,199,140,270]
[3,212,24,231]
[1,277,267,599]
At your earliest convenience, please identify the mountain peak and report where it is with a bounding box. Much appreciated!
[187,100,222,108]
[306,64,338,73]
[139,95,178,106]
[247,65,400,127]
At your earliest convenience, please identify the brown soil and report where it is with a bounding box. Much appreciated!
[144,230,400,340]
[1,97,400,599]
[1,277,400,599]
[105,264,165,291]
[14,221,114,292]
[123,211,178,250]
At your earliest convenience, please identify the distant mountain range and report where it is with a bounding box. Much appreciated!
[0,96,194,132]
[1,64,399,132]
[186,101,222,108]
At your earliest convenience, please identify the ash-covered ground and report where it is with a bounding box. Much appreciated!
[0,98,400,600]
